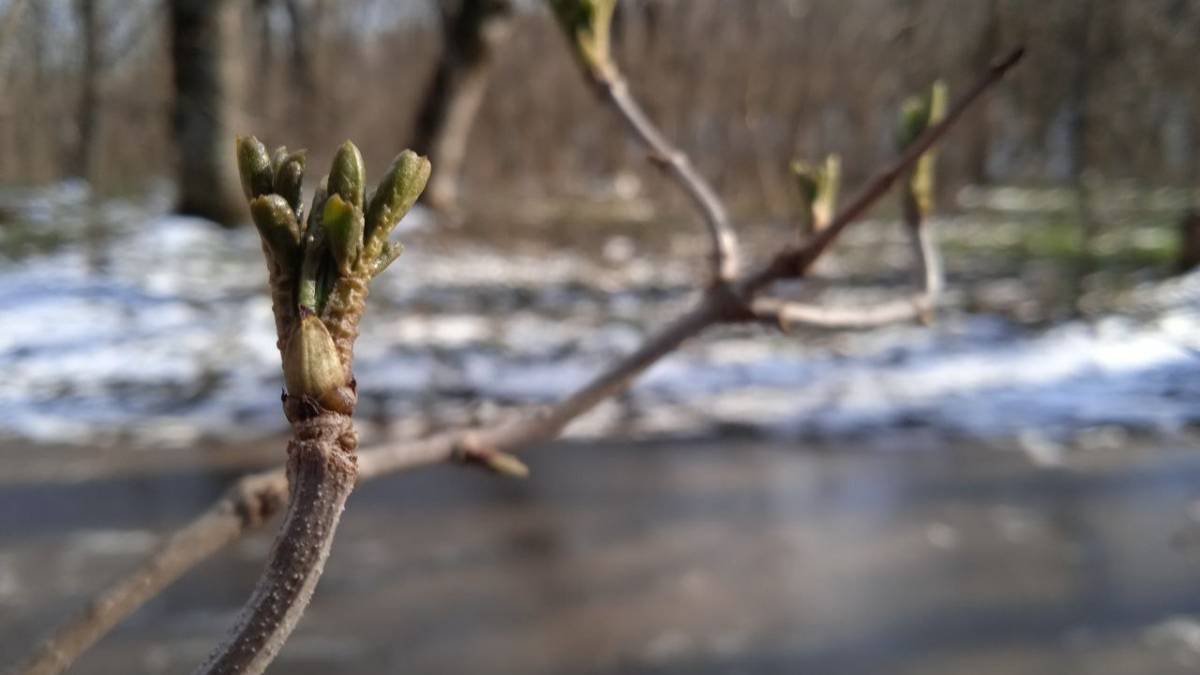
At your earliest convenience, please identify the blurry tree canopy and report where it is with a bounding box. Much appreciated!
[0,0,1198,221]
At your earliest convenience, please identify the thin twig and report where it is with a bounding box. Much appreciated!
[11,46,1023,675]
[752,175,945,331]
[752,289,936,331]
[600,75,741,283]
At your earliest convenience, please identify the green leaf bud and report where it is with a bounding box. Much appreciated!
[328,140,366,210]
[237,135,274,200]
[283,314,344,403]
[364,150,430,251]
[249,194,302,267]
[274,150,307,218]
[322,194,365,275]
[548,0,617,79]
[270,146,289,177]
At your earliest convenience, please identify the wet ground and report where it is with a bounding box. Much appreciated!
[3,184,1200,673]
[3,435,1200,674]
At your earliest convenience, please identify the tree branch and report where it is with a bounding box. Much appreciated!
[752,171,945,331]
[599,74,742,283]
[193,413,357,675]
[11,46,1023,675]
[739,47,1024,296]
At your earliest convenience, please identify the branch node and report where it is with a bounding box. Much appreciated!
[453,437,531,479]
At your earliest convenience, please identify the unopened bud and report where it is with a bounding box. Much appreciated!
[328,141,366,210]
[237,136,274,200]
[364,150,430,249]
[249,195,302,266]
[896,80,948,152]
[274,150,307,217]
[322,193,364,275]
[549,0,617,79]
[790,154,840,232]
[270,146,289,177]
[283,314,345,404]
[790,160,821,205]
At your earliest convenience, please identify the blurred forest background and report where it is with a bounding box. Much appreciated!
[6,2,1200,674]
[2,0,1198,216]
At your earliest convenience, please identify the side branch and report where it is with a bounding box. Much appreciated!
[741,47,1024,295]
[752,183,945,330]
[600,75,741,283]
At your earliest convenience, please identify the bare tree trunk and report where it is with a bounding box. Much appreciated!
[74,0,100,181]
[27,0,50,180]
[1068,0,1095,314]
[253,0,274,98]
[280,0,318,137]
[967,0,1000,185]
[1178,210,1200,273]
[170,0,245,227]
[283,0,316,96]
[410,0,514,213]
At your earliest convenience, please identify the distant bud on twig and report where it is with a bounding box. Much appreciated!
[237,136,274,200]
[322,194,364,276]
[790,154,841,233]
[328,141,366,211]
[548,0,617,80]
[897,80,948,217]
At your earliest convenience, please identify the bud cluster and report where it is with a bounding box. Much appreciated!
[237,137,431,416]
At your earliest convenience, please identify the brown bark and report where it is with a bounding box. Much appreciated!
[74,0,100,181]
[195,412,357,675]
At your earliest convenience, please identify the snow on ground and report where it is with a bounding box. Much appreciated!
[1,189,1199,448]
